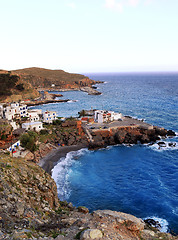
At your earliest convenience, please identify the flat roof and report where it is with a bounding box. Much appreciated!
[22,122,42,126]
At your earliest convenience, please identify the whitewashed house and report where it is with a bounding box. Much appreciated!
[4,106,16,120]
[7,140,20,153]
[3,102,28,120]
[19,104,28,118]
[43,110,57,123]
[9,121,18,130]
[94,110,123,123]
[0,104,3,119]
[113,112,123,121]
[27,109,42,122]
[22,122,43,132]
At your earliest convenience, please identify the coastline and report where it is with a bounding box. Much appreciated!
[38,144,88,175]
[26,98,70,107]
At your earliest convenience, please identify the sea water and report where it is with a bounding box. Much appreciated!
[32,73,178,233]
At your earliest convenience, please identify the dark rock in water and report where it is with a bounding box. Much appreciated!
[157,141,166,147]
[154,127,167,136]
[148,142,155,146]
[144,219,161,229]
[167,130,176,136]
[168,142,176,147]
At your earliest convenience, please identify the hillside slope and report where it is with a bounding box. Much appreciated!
[0,71,40,102]
[12,67,100,90]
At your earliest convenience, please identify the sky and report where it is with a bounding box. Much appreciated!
[0,0,178,73]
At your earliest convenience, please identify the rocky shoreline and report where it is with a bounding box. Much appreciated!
[26,98,70,107]
[37,120,176,176]
[37,86,102,95]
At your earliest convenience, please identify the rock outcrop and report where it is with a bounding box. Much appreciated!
[89,126,176,149]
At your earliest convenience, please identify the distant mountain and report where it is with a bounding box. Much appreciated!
[12,67,98,90]
[0,67,101,102]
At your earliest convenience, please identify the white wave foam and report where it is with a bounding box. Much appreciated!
[144,216,169,232]
[149,141,178,152]
[172,207,178,216]
[51,148,88,200]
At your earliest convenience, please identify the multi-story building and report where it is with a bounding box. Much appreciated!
[27,109,42,122]
[43,110,57,123]
[19,104,28,118]
[94,110,123,123]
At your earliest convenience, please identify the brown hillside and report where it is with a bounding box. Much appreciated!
[12,67,98,89]
[0,70,40,102]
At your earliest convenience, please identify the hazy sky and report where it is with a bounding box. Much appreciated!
[1,0,178,73]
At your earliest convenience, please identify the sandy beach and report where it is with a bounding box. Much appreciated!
[38,144,88,175]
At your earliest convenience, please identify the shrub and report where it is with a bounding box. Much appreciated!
[53,119,62,125]
[40,129,49,135]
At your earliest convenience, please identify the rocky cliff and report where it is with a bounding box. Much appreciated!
[89,126,176,149]
[0,152,176,239]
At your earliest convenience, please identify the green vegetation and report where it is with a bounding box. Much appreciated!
[20,131,39,160]
[53,119,62,125]
[79,109,86,117]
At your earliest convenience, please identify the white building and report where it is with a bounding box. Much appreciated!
[113,112,123,121]
[4,106,16,120]
[0,104,3,119]
[43,110,57,123]
[7,140,20,153]
[94,110,123,123]
[9,121,18,130]
[10,102,20,115]
[19,104,28,118]
[22,122,43,132]
[27,109,42,122]
[2,102,28,120]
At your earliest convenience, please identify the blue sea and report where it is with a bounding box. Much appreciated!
[32,73,178,233]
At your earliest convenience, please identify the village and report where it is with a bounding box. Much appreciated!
[0,101,58,155]
[0,101,158,157]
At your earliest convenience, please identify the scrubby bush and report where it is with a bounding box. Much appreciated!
[40,129,49,135]
[53,119,62,125]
